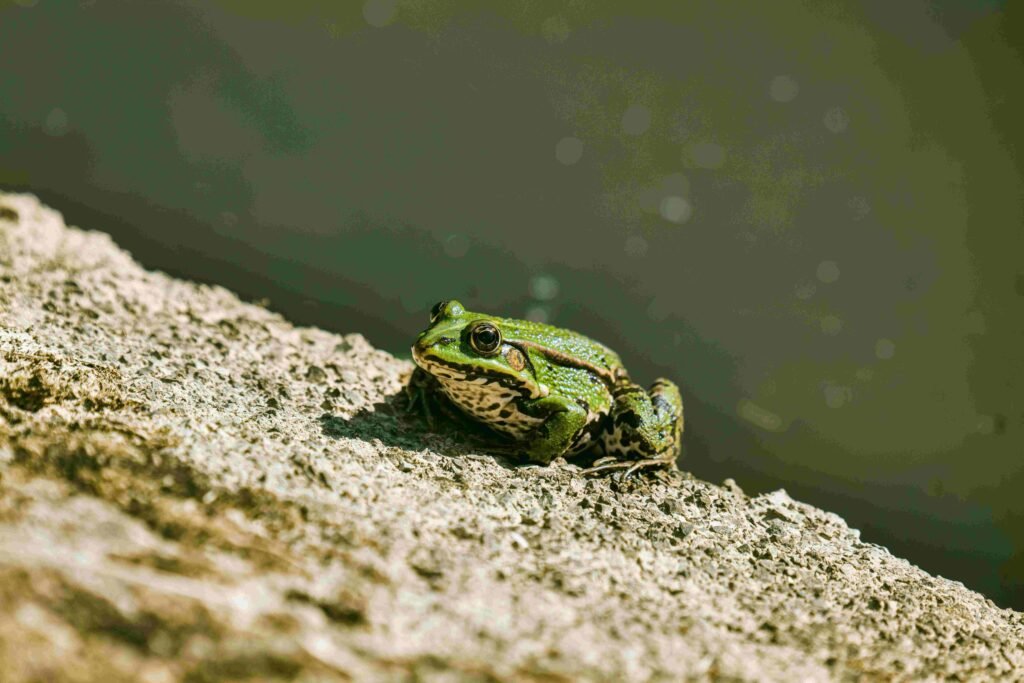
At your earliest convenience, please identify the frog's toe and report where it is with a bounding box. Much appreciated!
[582,462,640,476]
[588,455,619,469]
[623,457,674,477]
[581,455,676,477]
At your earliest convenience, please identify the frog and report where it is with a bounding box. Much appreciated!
[407,300,684,475]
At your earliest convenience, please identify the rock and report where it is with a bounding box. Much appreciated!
[1,191,1022,681]
[305,365,328,384]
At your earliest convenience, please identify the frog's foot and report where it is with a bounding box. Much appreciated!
[581,454,676,477]
[405,367,476,431]
[597,377,684,472]
[405,367,440,427]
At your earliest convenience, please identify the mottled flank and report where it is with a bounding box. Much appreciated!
[602,378,683,460]
[414,354,543,437]
[1,192,1023,682]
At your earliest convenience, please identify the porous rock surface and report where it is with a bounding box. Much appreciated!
[0,191,1022,682]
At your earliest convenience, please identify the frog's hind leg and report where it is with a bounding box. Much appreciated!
[583,378,683,476]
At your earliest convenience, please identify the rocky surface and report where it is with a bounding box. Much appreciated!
[0,191,1022,682]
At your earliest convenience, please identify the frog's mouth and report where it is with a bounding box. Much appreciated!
[410,343,450,375]
[411,343,545,399]
[411,342,473,381]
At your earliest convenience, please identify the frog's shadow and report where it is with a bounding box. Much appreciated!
[318,390,521,468]
[318,391,596,471]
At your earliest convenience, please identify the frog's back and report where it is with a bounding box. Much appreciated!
[498,316,623,375]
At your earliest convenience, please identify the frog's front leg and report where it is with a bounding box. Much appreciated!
[405,366,473,429]
[517,395,589,465]
[586,378,684,476]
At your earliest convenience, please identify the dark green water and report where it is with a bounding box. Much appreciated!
[2,0,1022,607]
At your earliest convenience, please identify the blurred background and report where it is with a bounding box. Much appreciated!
[2,0,1022,607]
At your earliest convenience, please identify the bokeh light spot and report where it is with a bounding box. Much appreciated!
[816,260,840,283]
[622,104,651,136]
[795,282,816,300]
[875,338,895,360]
[624,235,648,257]
[443,234,470,258]
[824,384,851,409]
[541,16,571,44]
[821,315,843,335]
[529,274,560,301]
[555,136,583,165]
[849,195,871,220]
[769,75,799,102]
[824,107,850,133]
[363,0,397,27]
[525,305,549,323]
[659,196,692,224]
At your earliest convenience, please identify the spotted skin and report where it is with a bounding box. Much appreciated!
[601,379,683,460]
[413,355,543,438]
[409,300,684,473]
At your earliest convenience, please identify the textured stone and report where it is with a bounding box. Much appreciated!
[1,192,1022,681]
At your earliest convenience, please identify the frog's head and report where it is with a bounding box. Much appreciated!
[411,299,545,398]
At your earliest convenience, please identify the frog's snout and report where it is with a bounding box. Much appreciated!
[412,334,452,364]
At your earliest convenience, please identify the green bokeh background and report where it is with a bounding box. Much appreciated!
[2,0,1022,607]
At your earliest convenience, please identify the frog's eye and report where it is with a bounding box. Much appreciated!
[468,322,502,355]
[430,300,448,323]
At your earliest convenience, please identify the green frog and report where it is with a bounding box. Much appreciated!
[407,300,684,475]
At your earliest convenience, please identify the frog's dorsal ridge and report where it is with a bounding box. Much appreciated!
[506,338,619,388]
